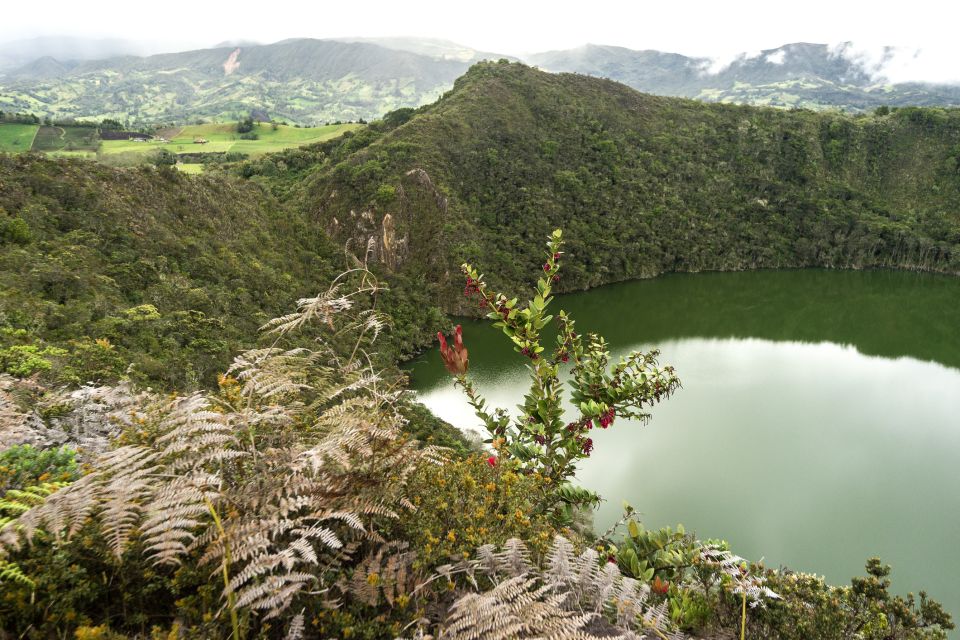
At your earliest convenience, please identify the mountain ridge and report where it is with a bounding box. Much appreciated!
[3,37,960,126]
[250,61,960,310]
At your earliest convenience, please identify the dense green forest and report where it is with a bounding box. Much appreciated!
[0,156,441,389]
[243,61,960,314]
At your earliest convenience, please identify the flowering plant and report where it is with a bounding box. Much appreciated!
[440,229,680,517]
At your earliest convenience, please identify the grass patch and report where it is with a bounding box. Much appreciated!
[0,124,39,152]
[175,163,204,174]
[100,123,361,160]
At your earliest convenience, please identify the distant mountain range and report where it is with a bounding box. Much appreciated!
[0,38,505,125]
[1,37,959,125]
[528,42,960,111]
[0,36,177,71]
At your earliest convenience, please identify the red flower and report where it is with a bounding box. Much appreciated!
[652,576,670,595]
[486,455,497,467]
[542,263,551,272]
[581,438,594,455]
[438,325,469,376]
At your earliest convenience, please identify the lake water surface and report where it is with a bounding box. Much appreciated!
[406,270,960,619]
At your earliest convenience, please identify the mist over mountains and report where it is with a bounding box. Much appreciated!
[1,36,959,125]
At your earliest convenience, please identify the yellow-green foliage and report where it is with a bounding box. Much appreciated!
[73,625,127,640]
[396,455,557,568]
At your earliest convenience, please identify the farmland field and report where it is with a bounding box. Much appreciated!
[31,125,99,152]
[0,124,39,152]
[99,122,362,160]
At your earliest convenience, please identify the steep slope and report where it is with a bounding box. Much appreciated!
[256,61,960,311]
[527,42,960,111]
[0,39,480,125]
[0,156,351,389]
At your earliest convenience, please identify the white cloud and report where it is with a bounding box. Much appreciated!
[765,49,786,65]
[831,42,960,84]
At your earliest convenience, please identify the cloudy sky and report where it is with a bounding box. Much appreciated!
[3,0,960,82]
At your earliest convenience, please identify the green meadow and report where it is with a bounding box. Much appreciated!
[0,121,361,166]
[99,122,362,159]
[0,123,39,152]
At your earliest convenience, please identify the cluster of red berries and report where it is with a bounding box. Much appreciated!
[494,296,510,320]
[543,253,562,282]
[519,346,539,360]
[566,418,593,433]
[580,437,594,455]
[463,276,480,298]
[598,408,615,428]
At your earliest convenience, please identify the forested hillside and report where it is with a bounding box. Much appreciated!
[0,156,440,389]
[250,61,960,312]
[6,61,960,389]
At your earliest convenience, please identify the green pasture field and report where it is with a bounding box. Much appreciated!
[100,122,362,159]
[0,123,39,152]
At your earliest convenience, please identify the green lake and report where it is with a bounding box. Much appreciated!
[405,269,960,619]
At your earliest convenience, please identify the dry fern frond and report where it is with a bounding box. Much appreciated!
[440,575,615,640]
[0,267,439,633]
[346,541,419,607]
[430,536,684,640]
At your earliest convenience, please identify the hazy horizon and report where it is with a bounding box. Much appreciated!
[2,0,960,84]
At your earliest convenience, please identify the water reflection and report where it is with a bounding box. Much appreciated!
[406,270,960,621]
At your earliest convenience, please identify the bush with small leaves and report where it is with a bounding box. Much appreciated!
[393,454,558,571]
[0,445,79,491]
[449,229,680,519]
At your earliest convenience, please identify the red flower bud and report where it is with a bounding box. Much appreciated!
[652,576,670,595]
[486,455,497,467]
[543,263,550,272]
[438,325,469,375]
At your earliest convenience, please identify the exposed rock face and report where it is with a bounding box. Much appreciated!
[223,48,241,75]
[0,376,141,457]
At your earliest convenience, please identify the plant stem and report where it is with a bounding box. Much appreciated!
[206,498,242,640]
[740,590,747,640]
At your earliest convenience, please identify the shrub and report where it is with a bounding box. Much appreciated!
[447,229,680,520]
[0,445,79,491]
[0,344,67,377]
[0,217,31,245]
[393,454,557,570]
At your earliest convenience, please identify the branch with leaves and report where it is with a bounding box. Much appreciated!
[441,229,680,515]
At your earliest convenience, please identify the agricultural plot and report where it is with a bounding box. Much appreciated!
[99,122,362,160]
[0,124,39,152]
[31,126,99,152]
